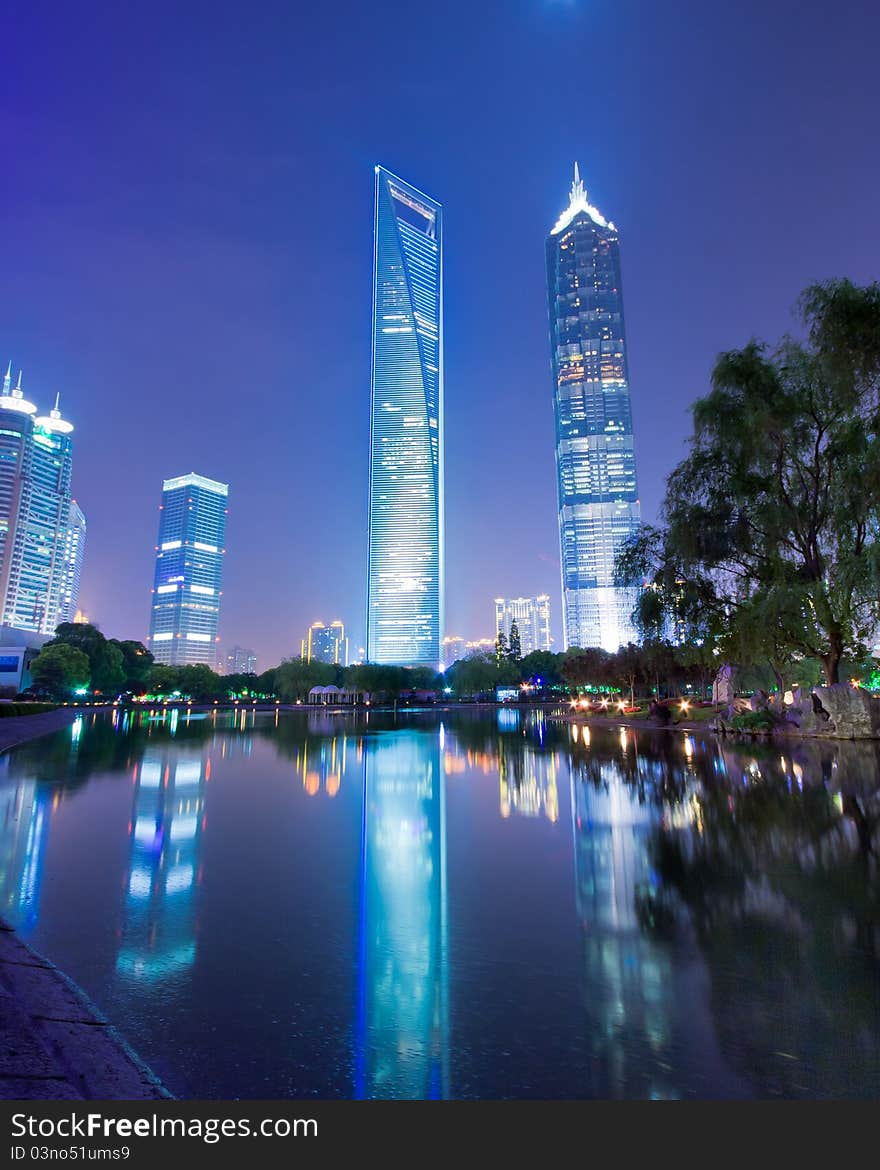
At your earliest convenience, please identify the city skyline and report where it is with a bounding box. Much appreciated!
[4,2,878,666]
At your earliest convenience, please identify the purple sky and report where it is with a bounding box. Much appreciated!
[3,0,878,666]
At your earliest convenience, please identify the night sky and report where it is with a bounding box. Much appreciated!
[3,1,878,666]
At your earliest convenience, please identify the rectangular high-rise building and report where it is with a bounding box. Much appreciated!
[59,500,86,624]
[302,621,349,666]
[148,473,228,666]
[546,166,641,651]
[494,595,552,656]
[367,167,443,668]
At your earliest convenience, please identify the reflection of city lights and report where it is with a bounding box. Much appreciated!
[684,736,694,759]
[326,774,340,798]
[571,723,579,743]
[304,773,320,796]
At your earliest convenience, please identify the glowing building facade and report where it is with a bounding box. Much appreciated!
[494,595,552,655]
[0,364,82,634]
[148,473,228,665]
[547,167,640,651]
[302,621,349,666]
[367,167,443,668]
[59,500,86,624]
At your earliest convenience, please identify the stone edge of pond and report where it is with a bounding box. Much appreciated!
[0,916,173,1100]
[0,707,82,755]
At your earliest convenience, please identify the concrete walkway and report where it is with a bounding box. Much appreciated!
[0,706,81,754]
[0,920,170,1099]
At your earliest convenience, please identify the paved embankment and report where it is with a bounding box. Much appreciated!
[0,708,170,1100]
[0,921,170,1099]
[0,706,82,754]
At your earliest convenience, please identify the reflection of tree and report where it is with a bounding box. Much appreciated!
[650,752,880,1096]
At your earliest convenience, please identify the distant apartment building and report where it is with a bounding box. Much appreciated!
[494,595,552,656]
[442,635,466,668]
[148,473,228,666]
[302,621,349,666]
[465,638,495,656]
[223,645,257,675]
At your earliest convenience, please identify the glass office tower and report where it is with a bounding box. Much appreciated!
[546,166,640,651]
[148,473,228,666]
[367,167,443,668]
[0,370,78,635]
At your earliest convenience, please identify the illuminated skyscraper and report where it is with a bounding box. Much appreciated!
[148,473,228,665]
[0,364,80,634]
[59,500,86,623]
[547,166,640,651]
[367,167,443,667]
[494,595,552,655]
[301,620,349,666]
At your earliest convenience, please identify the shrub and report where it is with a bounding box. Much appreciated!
[730,708,777,731]
[0,702,59,718]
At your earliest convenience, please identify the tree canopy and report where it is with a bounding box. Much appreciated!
[618,279,880,685]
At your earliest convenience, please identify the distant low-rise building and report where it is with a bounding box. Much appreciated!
[0,624,51,694]
[442,635,466,667]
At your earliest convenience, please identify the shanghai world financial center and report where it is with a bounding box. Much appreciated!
[367,168,443,668]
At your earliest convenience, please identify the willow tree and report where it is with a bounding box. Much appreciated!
[619,279,880,685]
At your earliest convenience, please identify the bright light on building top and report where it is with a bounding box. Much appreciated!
[550,162,616,236]
[162,473,229,496]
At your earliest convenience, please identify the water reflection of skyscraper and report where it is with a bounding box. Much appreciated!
[356,731,448,1099]
[116,750,207,983]
[499,747,560,822]
[569,757,679,1099]
[0,762,51,931]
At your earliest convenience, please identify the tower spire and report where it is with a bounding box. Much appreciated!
[570,161,586,205]
[2,361,10,394]
[53,392,61,414]
[15,370,22,393]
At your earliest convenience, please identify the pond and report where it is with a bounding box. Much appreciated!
[0,706,877,1099]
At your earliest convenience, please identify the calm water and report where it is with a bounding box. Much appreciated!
[1,707,878,1099]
